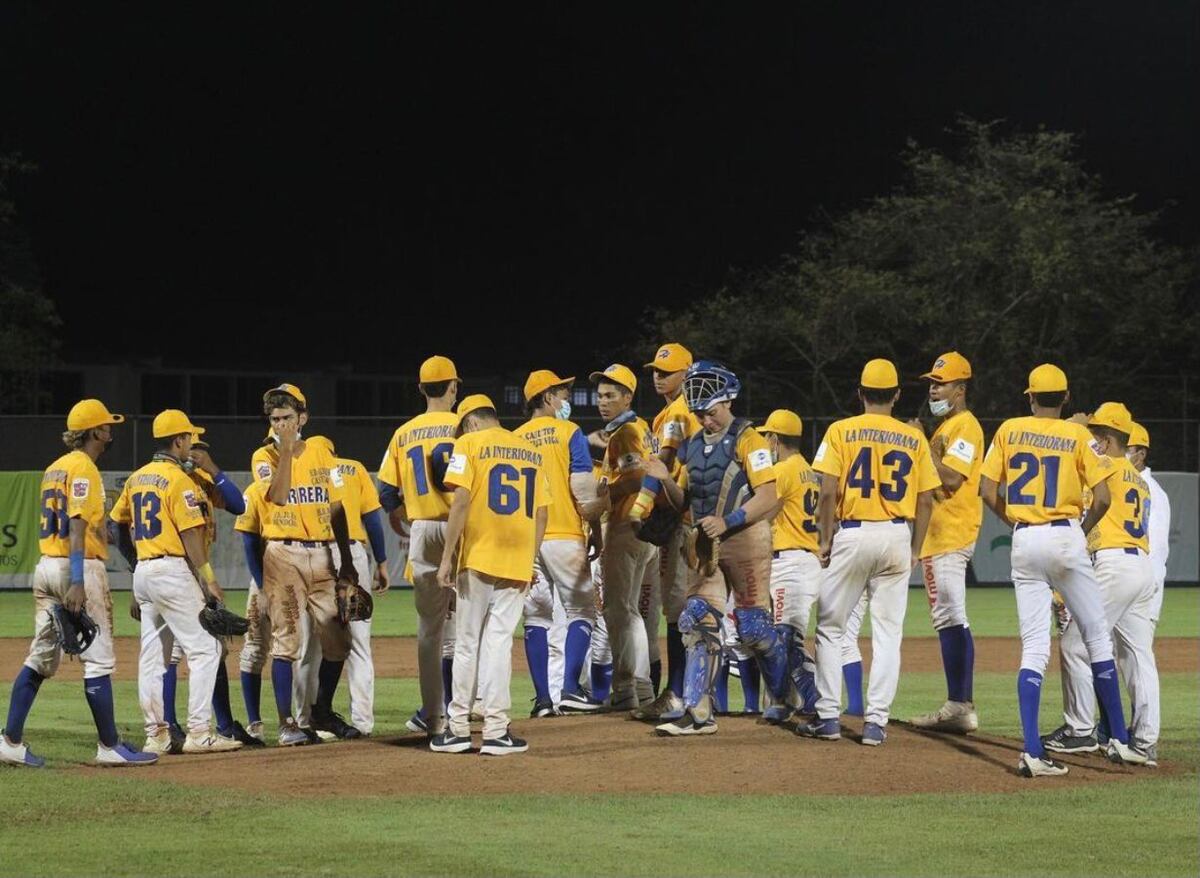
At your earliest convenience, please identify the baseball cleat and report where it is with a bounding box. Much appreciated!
[762,704,793,726]
[1041,724,1099,754]
[861,722,887,746]
[0,732,45,768]
[1018,752,1069,778]
[429,731,473,754]
[655,715,717,737]
[909,700,978,734]
[480,731,529,756]
[795,718,842,740]
[278,722,311,747]
[559,690,604,713]
[310,707,362,740]
[168,722,187,751]
[631,689,684,722]
[1131,743,1158,768]
[95,741,158,766]
[223,720,266,748]
[530,698,561,718]
[1106,738,1149,766]
[245,721,265,743]
[142,728,176,756]
[182,733,244,754]
[606,693,641,712]
[405,710,430,734]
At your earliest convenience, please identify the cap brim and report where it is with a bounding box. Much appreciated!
[191,425,206,435]
[588,371,606,383]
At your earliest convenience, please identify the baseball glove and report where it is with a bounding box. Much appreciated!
[198,600,250,638]
[685,526,720,577]
[634,504,681,547]
[52,604,98,656]
[336,578,374,623]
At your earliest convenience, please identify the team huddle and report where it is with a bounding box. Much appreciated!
[0,347,1171,777]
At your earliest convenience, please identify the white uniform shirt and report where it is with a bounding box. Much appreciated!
[1141,466,1171,585]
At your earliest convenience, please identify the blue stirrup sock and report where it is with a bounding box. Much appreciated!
[441,656,453,708]
[939,625,974,702]
[4,666,44,743]
[666,624,685,697]
[563,620,592,696]
[523,626,551,703]
[1017,669,1045,758]
[241,671,262,725]
[162,662,180,727]
[271,659,294,721]
[590,662,613,703]
[316,659,344,713]
[713,657,730,714]
[84,675,119,748]
[843,661,864,716]
[649,659,662,695]
[212,662,235,735]
[737,658,760,712]
[1091,660,1130,744]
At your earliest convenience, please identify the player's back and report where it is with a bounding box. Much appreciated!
[334,456,379,540]
[815,412,937,522]
[983,416,1113,524]
[39,450,108,559]
[516,416,585,540]
[772,453,820,552]
[380,411,459,521]
[113,460,204,560]
[1089,457,1150,553]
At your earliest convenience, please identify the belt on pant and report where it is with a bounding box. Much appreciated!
[141,554,184,561]
[773,548,816,559]
[1095,547,1142,556]
[1014,519,1071,530]
[269,539,329,548]
[840,518,905,528]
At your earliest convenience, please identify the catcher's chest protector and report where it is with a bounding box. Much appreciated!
[683,418,753,521]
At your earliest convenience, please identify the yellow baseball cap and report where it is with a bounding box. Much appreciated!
[190,433,209,450]
[456,394,496,420]
[419,355,459,384]
[66,399,125,431]
[524,370,574,402]
[153,410,205,439]
[589,363,637,394]
[1025,364,1068,394]
[1128,422,1150,448]
[760,409,803,437]
[1088,402,1133,435]
[263,383,307,408]
[644,343,693,372]
[860,359,899,390]
[921,351,972,382]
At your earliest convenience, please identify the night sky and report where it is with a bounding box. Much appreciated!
[1,3,1195,375]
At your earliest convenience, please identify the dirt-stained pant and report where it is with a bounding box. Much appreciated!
[25,557,115,680]
[686,520,773,614]
[262,541,350,663]
[601,521,657,706]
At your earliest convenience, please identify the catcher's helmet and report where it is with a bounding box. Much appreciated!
[682,360,741,413]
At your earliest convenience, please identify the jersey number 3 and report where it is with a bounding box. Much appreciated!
[131,492,163,540]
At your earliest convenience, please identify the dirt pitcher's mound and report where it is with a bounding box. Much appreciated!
[132,713,1168,798]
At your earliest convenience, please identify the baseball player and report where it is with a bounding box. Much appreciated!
[796,359,939,746]
[431,395,551,755]
[644,361,789,736]
[111,410,242,755]
[908,352,985,734]
[516,370,604,715]
[233,477,271,740]
[841,593,869,716]
[1046,403,1159,765]
[979,365,1146,777]
[251,384,360,745]
[378,356,460,737]
[294,438,389,735]
[632,342,702,722]
[589,364,659,710]
[1,400,155,768]
[758,409,821,716]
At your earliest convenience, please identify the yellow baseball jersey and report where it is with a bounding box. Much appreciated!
[256,439,345,541]
[603,416,655,524]
[38,450,109,559]
[980,417,1114,525]
[921,410,985,557]
[233,480,269,537]
[445,426,552,581]
[771,453,820,553]
[378,412,460,522]
[515,416,591,541]
[652,395,701,457]
[813,414,940,521]
[1087,457,1150,553]
[335,457,381,542]
[110,459,206,560]
[676,426,778,492]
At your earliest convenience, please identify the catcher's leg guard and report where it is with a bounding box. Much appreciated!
[678,598,723,722]
[781,624,818,712]
[734,607,789,702]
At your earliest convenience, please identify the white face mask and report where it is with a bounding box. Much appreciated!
[555,399,572,420]
[929,398,953,417]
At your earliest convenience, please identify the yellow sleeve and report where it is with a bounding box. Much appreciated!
[357,465,381,514]
[251,447,275,483]
[378,430,401,489]
[535,463,552,510]
[66,459,98,519]
[938,420,979,480]
[443,437,474,491]
[110,484,132,524]
[234,490,261,533]
[173,480,207,533]
[1078,428,1116,488]
[980,431,1005,482]
[811,425,843,477]
[914,436,941,493]
[738,429,777,488]
[775,460,798,503]
[608,424,647,473]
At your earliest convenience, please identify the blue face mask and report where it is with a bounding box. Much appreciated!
[555,399,572,420]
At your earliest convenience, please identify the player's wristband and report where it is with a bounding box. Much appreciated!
[198,562,215,585]
[69,550,85,585]
[723,508,747,532]
[630,487,657,521]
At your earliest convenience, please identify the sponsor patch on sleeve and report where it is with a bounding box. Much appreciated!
[446,453,467,476]
[71,477,90,499]
[183,489,199,508]
[813,442,828,463]
[947,438,976,465]
[617,452,641,473]
[255,462,273,481]
[663,421,684,440]
[747,448,772,473]
[330,466,344,489]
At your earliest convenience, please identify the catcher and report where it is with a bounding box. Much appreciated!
[111,410,245,754]
[641,361,788,736]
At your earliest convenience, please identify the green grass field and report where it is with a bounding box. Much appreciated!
[2,587,1198,878]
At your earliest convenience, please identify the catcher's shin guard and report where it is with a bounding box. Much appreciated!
[733,608,789,702]
[781,624,818,712]
[678,598,723,722]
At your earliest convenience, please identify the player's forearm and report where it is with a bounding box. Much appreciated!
[181,527,214,597]
[816,474,838,547]
[738,482,777,527]
[363,509,387,564]
[68,518,87,583]
[979,478,1009,525]
[1080,480,1111,534]
[441,490,470,567]
[266,455,293,505]
[911,491,934,558]
[657,474,685,511]
[933,461,964,495]
[569,472,606,520]
[534,507,548,557]
[330,503,354,572]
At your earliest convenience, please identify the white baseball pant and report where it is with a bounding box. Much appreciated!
[133,556,221,737]
[409,519,455,732]
[842,592,868,664]
[25,557,115,680]
[921,546,973,630]
[813,521,910,726]
[601,522,657,705]
[770,548,821,632]
[640,560,662,672]
[448,570,526,739]
[1058,548,1158,745]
